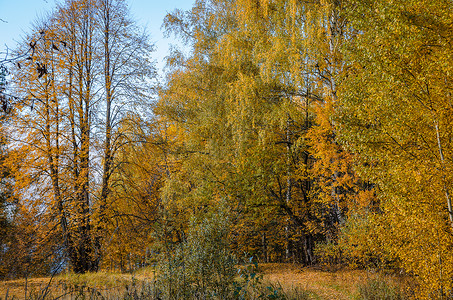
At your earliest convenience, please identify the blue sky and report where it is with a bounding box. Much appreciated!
[0,0,194,74]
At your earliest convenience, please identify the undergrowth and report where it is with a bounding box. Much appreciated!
[356,277,407,300]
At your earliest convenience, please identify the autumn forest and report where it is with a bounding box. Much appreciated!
[0,0,452,299]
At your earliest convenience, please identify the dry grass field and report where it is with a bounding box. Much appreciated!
[0,271,154,299]
[259,264,411,299]
[0,264,411,299]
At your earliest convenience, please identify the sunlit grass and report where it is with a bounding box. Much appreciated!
[259,263,411,300]
[58,271,130,288]
[0,263,411,299]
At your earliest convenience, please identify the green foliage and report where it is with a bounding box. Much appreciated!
[156,203,237,299]
[154,202,310,300]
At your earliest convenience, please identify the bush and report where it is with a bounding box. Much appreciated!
[155,202,309,299]
[315,211,397,270]
[156,203,237,299]
[314,240,343,267]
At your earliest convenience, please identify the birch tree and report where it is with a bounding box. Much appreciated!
[339,0,453,295]
[158,0,361,264]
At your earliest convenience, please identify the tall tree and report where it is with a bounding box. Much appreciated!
[157,0,362,264]
[339,0,453,295]
[93,0,155,268]
[0,65,15,278]
[9,0,154,273]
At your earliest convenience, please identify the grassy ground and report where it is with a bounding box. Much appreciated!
[0,271,154,299]
[259,264,410,300]
[0,264,410,299]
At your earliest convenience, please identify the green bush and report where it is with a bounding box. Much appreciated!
[156,203,237,299]
[155,202,309,299]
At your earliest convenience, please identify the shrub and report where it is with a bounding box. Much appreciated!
[156,203,237,299]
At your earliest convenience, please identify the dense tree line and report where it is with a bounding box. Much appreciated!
[0,0,452,298]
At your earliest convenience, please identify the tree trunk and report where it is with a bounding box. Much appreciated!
[262,232,268,263]
[434,121,453,228]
